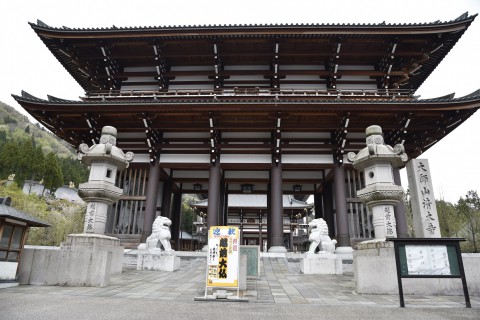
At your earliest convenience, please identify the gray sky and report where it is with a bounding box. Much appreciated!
[1,0,479,203]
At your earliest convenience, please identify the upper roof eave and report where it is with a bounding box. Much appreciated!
[12,89,480,108]
[29,13,477,38]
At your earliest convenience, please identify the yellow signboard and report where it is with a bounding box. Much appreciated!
[207,226,239,287]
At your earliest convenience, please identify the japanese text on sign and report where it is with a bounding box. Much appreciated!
[406,159,441,238]
[207,226,239,287]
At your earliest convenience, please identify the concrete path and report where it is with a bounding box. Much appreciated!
[1,256,479,319]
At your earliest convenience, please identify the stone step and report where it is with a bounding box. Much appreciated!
[107,234,142,249]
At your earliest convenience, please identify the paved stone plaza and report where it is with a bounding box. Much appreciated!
[1,256,479,319]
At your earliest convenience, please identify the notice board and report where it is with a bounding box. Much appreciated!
[389,238,470,308]
[240,245,260,279]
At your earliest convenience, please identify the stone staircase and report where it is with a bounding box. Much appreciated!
[107,234,142,249]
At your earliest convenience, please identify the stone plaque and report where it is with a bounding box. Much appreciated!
[240,245,260,279]
[406,159,441,238]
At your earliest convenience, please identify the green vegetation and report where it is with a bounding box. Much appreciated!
[0,100,88,246]
[0,101,88,189]
[0,183,85,246]
[180,194,198,234]
[405,190,480,253]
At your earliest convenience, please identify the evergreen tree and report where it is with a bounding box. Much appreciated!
[27,144,46,194]
[0,140,21,180]
[0,130,6,146]
[43,152,64,195]
[457,191,480,253]
[436,200,462,237]
[15,138,34,186]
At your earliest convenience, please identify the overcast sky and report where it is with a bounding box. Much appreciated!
[1,0,479,203]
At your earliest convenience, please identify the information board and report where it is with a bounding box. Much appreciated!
[399,245,460,276]
[389,238,470,308]
[240,245,260,279]
[207,226,239,288]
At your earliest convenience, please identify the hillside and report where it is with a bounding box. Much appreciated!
[0,100,76,158]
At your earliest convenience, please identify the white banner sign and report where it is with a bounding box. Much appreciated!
[207,226,239,287]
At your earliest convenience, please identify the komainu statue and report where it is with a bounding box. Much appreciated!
[307,218,337,254]
[146,216,174,254]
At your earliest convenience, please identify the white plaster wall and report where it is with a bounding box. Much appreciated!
[282,154,333,164]
[0,261,18,280]
[221,154,271,164]
[160,154,210,163]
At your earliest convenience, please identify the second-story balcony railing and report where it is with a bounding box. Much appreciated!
[84,87,415,101]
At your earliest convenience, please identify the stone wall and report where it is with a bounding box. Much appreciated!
[18,247,111,287]
[354,242,480,296]
[18,234,124,287]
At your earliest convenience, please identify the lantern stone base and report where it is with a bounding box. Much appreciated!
[300,253,343,274]
[137,250,180,272]
[18,234,123,287]
[61,234,124,274]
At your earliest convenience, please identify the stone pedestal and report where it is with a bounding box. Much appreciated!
[354,240,397,294]
[300,253,343,274]
[268,246,288,253]
[334,246,354,260]
[61,233,124,274]
[137,251,180,272]
[18,233,124,287]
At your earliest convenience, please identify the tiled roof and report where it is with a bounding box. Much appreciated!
[0,204,50,227]
[32,12,476,32]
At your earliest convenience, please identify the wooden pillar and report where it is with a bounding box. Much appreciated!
[266,183,272,250]
[314,192,323,219]
[207,162,221,229]
[219,176,226,226]
[141,163,160,242]
[258,211,263,250]
[334,163,350,247]
[223,184,229,227]
[239,210,244,245]
[393,168,409,238]
[161,179,173,219]
[171,191,182,250]
[269,163,287,252]
[322,182,335,239]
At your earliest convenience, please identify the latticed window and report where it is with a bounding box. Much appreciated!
[0,223,25,262]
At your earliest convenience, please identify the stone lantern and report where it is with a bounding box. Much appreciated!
[347,125,407,240]
[78,126,134,235]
